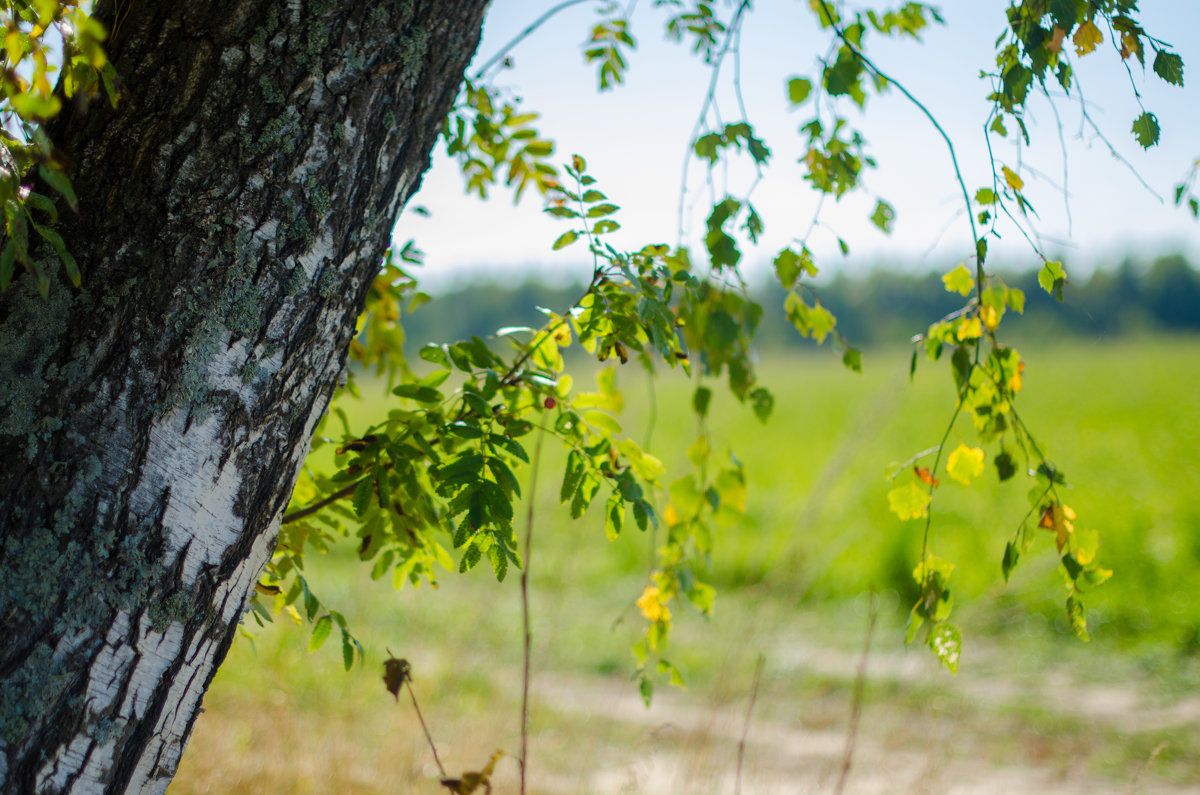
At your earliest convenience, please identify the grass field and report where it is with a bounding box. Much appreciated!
[171,336,1200,793]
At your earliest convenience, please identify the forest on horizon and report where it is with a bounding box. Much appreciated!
[404,252,1200,353]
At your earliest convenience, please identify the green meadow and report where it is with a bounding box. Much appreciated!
[172,336,1200,793]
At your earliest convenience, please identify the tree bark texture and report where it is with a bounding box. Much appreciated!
[0,0,489,790]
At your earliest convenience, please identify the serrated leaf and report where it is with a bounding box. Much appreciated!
[308,614,332,651]
[1072,19,1102,56]
[787,76,812,106]
[1152,50,1183,87]
[869,199,895,233]
[887,481,930,521]
[941,263,974,296]
[552,230,578,250]
[946,443,985,486]
[351,477,374,517]
[1002,165,1024,192]
[1131,111,1160,148]
[928,623,962,673]
[1038,260,1066,299]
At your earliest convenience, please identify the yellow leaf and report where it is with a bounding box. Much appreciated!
[946,444,985,486]
[637,585,670,623]
[662,502,680,526]
[1002,165,1024,192]
[1073,20,1102,56]
[980,304,1000,331]
[887,481,930,520]
[956,317,982,341]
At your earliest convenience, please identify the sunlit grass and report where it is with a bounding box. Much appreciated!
[172,336,1200,793]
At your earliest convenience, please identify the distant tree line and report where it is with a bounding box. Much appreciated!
[406,253,1200,353]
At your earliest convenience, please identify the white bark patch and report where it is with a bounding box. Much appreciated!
[133,410,246,585]
[291,228,335,282]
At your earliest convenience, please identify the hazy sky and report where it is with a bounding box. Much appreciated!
[397,2,1200,291]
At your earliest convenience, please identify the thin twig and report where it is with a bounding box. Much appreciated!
[834,592,878,795]
[407,680,447,779]
[675,0,752,246]
[734,654,766,795]
[1129,740,1166,790]
[282,479,362,524]
[519,426,547,795]
[473,0,599,79]
[816,0,981,290]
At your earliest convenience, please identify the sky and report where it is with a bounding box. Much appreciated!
[396,2,1200,292]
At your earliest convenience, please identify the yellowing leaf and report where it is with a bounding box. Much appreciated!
[1039,503,1076,552]
[956,317,982,341]
[887,481,930,521]
[1002,165,1024,192]
[1073,20,1102,56]
[980,304,1000,331]
[1047,25,1066,54]
[941,263,974,296]
[946,444,985,486]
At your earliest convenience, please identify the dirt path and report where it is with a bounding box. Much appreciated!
[525,639,1200,795]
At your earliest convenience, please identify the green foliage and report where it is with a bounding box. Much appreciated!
[0,1,115,295]
[253,0,1186,689]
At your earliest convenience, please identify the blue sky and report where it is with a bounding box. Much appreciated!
[398,2,1200,291]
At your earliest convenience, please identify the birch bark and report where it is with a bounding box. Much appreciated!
[0,1,488,790]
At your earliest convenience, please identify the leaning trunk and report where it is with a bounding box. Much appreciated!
[0,0,487,790]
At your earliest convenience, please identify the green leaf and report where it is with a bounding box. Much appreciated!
[1152,50,1184,87]
[941,263,974,297]
[975,187,997,205]
[308,614,332,651]
[1131,112,1160,148]
[561,450,585,503]
[583,410,622,434]
[994,451,1016,482]
[604,493,624,541]
[786,76,812,106]
[1037,260,1066,300]
[392,384,443,403]
[869,199,895,233]
[341,628,356,670]
[928,623,962,674]
[38,164,78,210]
[842,346,862,373]
[552,230,578,250]
[351,477,374,518]
[1066,594,1090,641]
[638,674,653,706]
[749,387,773,423]
[586,203,619,217]
[1001,541,1019,582]
[692,386,712,419]
[887,481,929,521]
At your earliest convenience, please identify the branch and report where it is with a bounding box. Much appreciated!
[815,0,982,288]
[473,0,600,79]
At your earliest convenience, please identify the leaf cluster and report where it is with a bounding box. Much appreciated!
[0,0,116,295]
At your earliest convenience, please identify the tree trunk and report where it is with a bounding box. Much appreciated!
[0,0,488,790]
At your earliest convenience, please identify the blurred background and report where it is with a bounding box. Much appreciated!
[172,2,1200,792]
